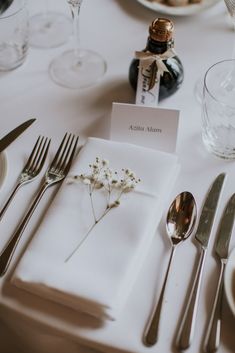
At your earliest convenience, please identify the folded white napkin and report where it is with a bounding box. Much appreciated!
[12,137,179,321]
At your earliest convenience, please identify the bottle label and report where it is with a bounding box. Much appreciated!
[135,49,176,107]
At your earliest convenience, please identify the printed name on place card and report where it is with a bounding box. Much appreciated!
[110,102,179,153]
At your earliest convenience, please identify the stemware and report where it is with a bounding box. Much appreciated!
[143,192,197,346]
[49,0,106,89]
[29,0,71,49]
[224,0,235,34]
[0,0,29,70]
[195,0,235,103]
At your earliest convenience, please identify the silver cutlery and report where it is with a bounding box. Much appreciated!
[204,193,235,353]
[176,173,226,351]
[0,119,35,153]
[0,133,79,276]
[143,191,197,346]
[0,136,50,220]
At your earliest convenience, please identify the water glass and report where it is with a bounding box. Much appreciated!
[202,59,235,159]
[0,0,28,71]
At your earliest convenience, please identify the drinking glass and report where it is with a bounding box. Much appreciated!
[49,0,106,89]
[224,0,235,60]
[195,0,235,103]
[202,59,235,159]
[0,0,28,70]
[29,0,71,48]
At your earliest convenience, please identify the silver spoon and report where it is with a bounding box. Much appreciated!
[0,0,14,15]
[143,191,197,346]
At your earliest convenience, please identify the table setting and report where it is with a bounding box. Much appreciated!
[0,0,235,353]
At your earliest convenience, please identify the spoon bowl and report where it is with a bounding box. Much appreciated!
[143,191,197,346]
[166,191,197,245]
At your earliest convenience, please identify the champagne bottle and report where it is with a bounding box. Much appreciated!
[129,18,184,104]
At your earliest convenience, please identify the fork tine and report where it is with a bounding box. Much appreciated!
[63,136,79,175]
[0,134,78,275]
[58,135,75,170]
[49,133,68,169]
[0,136,50,223]
[24,136,41,171]
[33,138,51,174]
[54,134,73,171]
[28,136,45,171]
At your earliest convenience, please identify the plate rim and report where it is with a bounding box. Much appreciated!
[135,0,221,16]
[224,247,235,316]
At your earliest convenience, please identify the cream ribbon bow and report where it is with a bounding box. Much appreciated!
[135,48,176,90]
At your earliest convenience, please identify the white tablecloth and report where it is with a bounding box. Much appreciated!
[0,0,235,353]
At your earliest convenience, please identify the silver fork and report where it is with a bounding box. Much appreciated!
[0,133,79,276]
[0,136,50,221]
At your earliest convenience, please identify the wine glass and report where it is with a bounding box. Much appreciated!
[195,0,235,103]
[224,0,235,55]
[49,0,107,89]
[29,0,71,49]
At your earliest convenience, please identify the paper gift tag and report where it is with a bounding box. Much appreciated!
[110,102,179,153]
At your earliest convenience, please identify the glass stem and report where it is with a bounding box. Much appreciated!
[70,2,82,62]
[43,0,49,18]
[221,17,235,91]
[232,20,235,59]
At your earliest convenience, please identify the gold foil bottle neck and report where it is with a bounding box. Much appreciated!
[149,18,174,42]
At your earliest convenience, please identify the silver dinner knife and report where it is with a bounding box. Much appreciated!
[0,119,36,153]
[204,193,235,353]
[177,173,226,351]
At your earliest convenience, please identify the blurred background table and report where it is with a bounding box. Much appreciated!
[0,0,235,352]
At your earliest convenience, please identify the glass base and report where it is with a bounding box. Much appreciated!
[29,11,71,49]
[202,127,235,160]
[0,43,27,71]
[49,49,107,89]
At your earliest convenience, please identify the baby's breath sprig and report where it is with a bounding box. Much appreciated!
[65,157,140,262]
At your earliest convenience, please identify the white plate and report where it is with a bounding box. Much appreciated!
[224,247,235,316]
[136,0,221,16]
[0,152,8,190]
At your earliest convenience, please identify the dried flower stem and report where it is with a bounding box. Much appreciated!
[65,205,112,262]
[65,157,140,262]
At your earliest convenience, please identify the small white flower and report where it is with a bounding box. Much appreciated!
[83,178,91,185]
[66,157,141,261]
[102,159,109,166]
[66,176,76,184]
[109,200,120,208]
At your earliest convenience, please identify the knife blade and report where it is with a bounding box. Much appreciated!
[215,193,235,259]
[177,173,226,351]
[195,173,226,248]
[0,119,36,153]
[204,193,235,353]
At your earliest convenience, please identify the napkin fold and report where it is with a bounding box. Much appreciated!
[12,138,179,321]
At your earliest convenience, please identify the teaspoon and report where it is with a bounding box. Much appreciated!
[143,191,197,346]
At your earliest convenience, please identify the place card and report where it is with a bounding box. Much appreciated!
[110,102,179,153]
